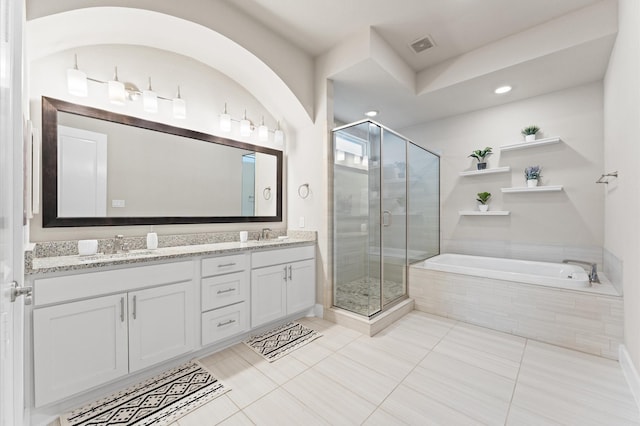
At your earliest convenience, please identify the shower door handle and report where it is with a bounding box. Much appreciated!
[382,210,392,227]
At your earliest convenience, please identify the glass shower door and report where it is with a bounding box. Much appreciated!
[381,131,407,308]
[333,122,382,316]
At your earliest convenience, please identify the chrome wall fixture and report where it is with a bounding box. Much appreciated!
[66,54,285,144]
[596,171,618,184]
[66,55,186,119]
[298,183,310,199]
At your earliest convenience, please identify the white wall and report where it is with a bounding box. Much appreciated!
[29,44,286,241]
[402,82,605,265]
[603,0,640,370]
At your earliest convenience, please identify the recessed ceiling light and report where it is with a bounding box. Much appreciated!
[494,85,512,94]
[365,110,378,117]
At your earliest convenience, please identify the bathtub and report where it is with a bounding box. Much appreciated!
[415,253,590,290]
[408,253,623,359]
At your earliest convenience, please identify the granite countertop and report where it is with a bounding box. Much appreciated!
[27,231,316,275]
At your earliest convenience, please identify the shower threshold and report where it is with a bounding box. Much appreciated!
[325,298,414,336]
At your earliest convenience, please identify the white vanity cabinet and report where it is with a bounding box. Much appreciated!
[28,241,316,409]
[200,253,250,346]
[33,294,129,408]
[31,261,196,407]
[128,281,195,372]
[250,246,316,328]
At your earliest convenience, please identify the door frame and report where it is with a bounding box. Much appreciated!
[0,0,25,424]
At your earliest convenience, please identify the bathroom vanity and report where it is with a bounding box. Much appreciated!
[25,235,316,409]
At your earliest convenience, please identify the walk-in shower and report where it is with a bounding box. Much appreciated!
[332,120,440,317]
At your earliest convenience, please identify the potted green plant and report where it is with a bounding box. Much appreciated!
[521,125,540,142]
[524,166,542,187]
[468,147,492,170]
[476,191,491,212]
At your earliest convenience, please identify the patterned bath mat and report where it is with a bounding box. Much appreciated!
[244,321,322,362]
[60,361,229,426]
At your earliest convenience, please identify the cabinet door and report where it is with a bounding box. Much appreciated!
[128,281,195,372]
[286,259,316,314]
[33,294,128,407]
[250,265,286,327]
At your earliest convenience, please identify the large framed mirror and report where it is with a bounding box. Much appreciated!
[41,97,283,227]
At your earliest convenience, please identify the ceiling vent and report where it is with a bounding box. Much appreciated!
[409,35,436,54]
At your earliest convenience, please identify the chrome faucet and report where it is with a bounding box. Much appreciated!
[562,259,599,283]
[114,235,128,253]
[261,228,272,240]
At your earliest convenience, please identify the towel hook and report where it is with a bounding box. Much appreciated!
[298,183,310,199]
[596,172,618,184]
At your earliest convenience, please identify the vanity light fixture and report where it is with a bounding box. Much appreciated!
[274,121,284,146]
[240,109,252,137]
[258,116,269,142]
[494,85,512,94]
[107,66,126,106]
[219,103,283,144]
[220,102,232,132]
[142,77,158,113]
[65,55,186,117]
[66,54,88,97]
[172,86,186,119]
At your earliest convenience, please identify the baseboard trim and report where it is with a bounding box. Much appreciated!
[312,303,323,318]
[619,344,640,411]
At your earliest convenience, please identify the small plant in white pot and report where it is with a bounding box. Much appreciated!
[476,191,491,212]
[521,125,540,142]
[469,147,493,170]
[525,165,542,187]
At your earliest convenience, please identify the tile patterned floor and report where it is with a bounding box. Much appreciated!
[52,311,639,425]
[177,312,640,425]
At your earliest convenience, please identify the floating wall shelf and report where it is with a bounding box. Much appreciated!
[500,137,562,152]
[459,211,510,216]
[459,166,511,176]
[501,185,564,193]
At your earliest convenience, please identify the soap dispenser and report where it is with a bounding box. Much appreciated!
[146,227,158,250]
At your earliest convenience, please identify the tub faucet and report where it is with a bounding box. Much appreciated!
[562,259,599,283]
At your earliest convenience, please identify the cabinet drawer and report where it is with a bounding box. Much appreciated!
[202,254,247,277]
[201,272,248,311]
[34,261,193,306]
[201,302,249,346]
[252,245,315,269]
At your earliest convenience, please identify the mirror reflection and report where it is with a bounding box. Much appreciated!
[42,97,282,227]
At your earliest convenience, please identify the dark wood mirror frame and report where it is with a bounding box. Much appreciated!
[42,97,283,227]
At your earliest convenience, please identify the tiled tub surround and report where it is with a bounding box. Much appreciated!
[409,256,623,360]
[26,230,315,274]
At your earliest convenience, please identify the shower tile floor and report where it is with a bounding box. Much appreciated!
[171,312,639,425]
[334,278,406,315]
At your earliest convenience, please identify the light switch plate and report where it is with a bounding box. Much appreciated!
[112,199,125,208]
[299,216,305,228]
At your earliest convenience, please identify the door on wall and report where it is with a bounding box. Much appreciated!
[0,0,25,424]
[57,125,108,217]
